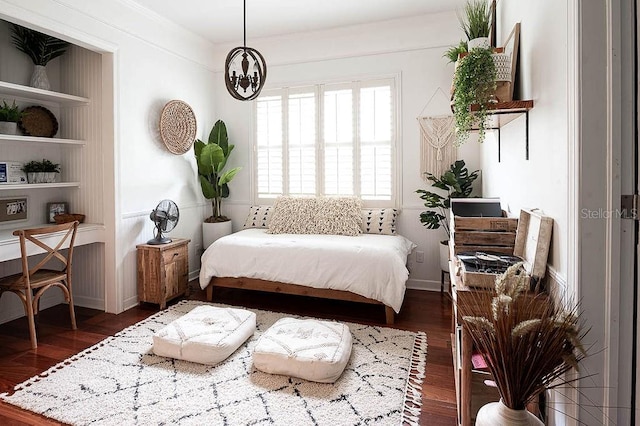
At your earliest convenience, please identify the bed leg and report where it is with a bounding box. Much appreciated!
[385,306,395,325]
[206,284,213,301]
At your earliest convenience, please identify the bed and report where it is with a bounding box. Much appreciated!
[199,228,416,324]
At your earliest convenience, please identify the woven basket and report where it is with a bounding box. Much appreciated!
[54,213,85,224]
[159,100,197,155]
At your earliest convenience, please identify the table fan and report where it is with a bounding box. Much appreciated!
[147,199,179,245]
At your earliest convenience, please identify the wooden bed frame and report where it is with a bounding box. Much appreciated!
[206,276,395,324]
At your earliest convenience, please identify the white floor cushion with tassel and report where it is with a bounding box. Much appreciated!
[153,305,256,365]
[253,317,352,383]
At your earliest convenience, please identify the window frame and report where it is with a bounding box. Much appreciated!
[252,74,400,208]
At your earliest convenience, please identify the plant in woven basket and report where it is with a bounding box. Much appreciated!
[457,263,588,413]
[452,46,497,144]
[10,24,70,66]
[194,120,242,222]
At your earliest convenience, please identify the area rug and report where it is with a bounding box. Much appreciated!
[0,300,427,425]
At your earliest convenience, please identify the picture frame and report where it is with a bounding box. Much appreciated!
[46,202,68,223]
[502,23,521,101]
[0,196,28,223]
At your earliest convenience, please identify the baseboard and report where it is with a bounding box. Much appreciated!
[73,295,105,311]
[123,295,139,312]
[406,278,443,292]
[189,269,200,282]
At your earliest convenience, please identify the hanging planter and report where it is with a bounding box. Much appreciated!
[452,47,497,144]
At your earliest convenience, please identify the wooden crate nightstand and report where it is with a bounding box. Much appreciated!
[137,238,190,309]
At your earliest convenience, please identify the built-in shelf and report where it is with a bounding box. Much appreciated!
[0,182,80,191]
[0,134,86,146]
[0,81,90,105]
[470,100,534,161]
[0,223,105,262]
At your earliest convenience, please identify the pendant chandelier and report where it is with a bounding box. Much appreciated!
[225,0,267,101]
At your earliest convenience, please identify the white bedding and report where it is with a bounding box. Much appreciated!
[199,229,417,313]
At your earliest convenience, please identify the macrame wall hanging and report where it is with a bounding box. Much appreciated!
[417,88,457,180]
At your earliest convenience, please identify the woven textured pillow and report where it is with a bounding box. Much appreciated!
[361,208,398,235]
[243,205,273,229]
[267,197,318,234]
[314,197,362,236]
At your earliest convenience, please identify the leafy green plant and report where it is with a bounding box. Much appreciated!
[22,159,60,173]
[416,160,479,239]
[458,0,491,41]
[443,40,468,64]
[452,47,497,144]
[0,100,24,122]
[194,120,242,222]
[10,24,70,66]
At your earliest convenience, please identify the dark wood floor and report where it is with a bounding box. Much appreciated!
[0,286,457,425]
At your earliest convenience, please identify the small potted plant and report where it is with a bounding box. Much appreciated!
[416,160,479,273]
[10,24,70,90]
[458,0,492,49]
[194,120,242,248]
[0,100,24,135]
[443,40,468,64]
[22,159,60,183]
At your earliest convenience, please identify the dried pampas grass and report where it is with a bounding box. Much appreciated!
[458,262,588,410]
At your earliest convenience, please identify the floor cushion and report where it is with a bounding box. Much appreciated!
[153,305,256,365]
[253,317,352,383]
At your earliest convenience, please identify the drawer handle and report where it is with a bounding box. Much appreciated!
[172,252,179,257]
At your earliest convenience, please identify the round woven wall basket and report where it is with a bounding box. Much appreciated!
[159,100,197,155]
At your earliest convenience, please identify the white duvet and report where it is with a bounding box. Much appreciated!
[199,229,417,313]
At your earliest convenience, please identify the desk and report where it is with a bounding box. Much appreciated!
[0,223,105,261]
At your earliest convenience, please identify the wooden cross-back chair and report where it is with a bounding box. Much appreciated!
[0,221,79,349]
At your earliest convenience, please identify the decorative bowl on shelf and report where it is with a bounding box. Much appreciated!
[53,213,85,224]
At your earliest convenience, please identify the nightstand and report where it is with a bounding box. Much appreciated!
[137,238,190,309]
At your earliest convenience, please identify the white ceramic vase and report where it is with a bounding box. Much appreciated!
[439,240,450,272]
[476,400,544,426]
[30,65,51,90]
[0,121,18,135]
[202,220,232,249]
[468,37,490,50]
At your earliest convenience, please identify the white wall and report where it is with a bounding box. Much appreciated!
[480,1,569,280]
[213,11,482,291]
[0,0,219,314]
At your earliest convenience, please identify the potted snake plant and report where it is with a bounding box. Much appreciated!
[194,119,241,248]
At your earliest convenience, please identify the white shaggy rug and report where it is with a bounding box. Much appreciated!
[1,301,427,425]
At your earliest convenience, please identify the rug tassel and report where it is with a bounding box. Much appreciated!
[401,331,428,426]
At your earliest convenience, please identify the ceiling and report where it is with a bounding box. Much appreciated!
[130,0,466,44]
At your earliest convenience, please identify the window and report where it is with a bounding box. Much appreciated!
[254,78,396,206]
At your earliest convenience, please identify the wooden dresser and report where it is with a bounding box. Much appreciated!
[137,238,190,309]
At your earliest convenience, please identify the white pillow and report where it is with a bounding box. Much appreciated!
[253,317,352,383]
[243,205,273,229]
[267,197,318,234]
[153,305,256,365]
[267,196,363,236]
[361,208,398,235]
[314,197,362,236]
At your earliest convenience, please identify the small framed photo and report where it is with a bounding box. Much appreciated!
[46,202,68,223]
